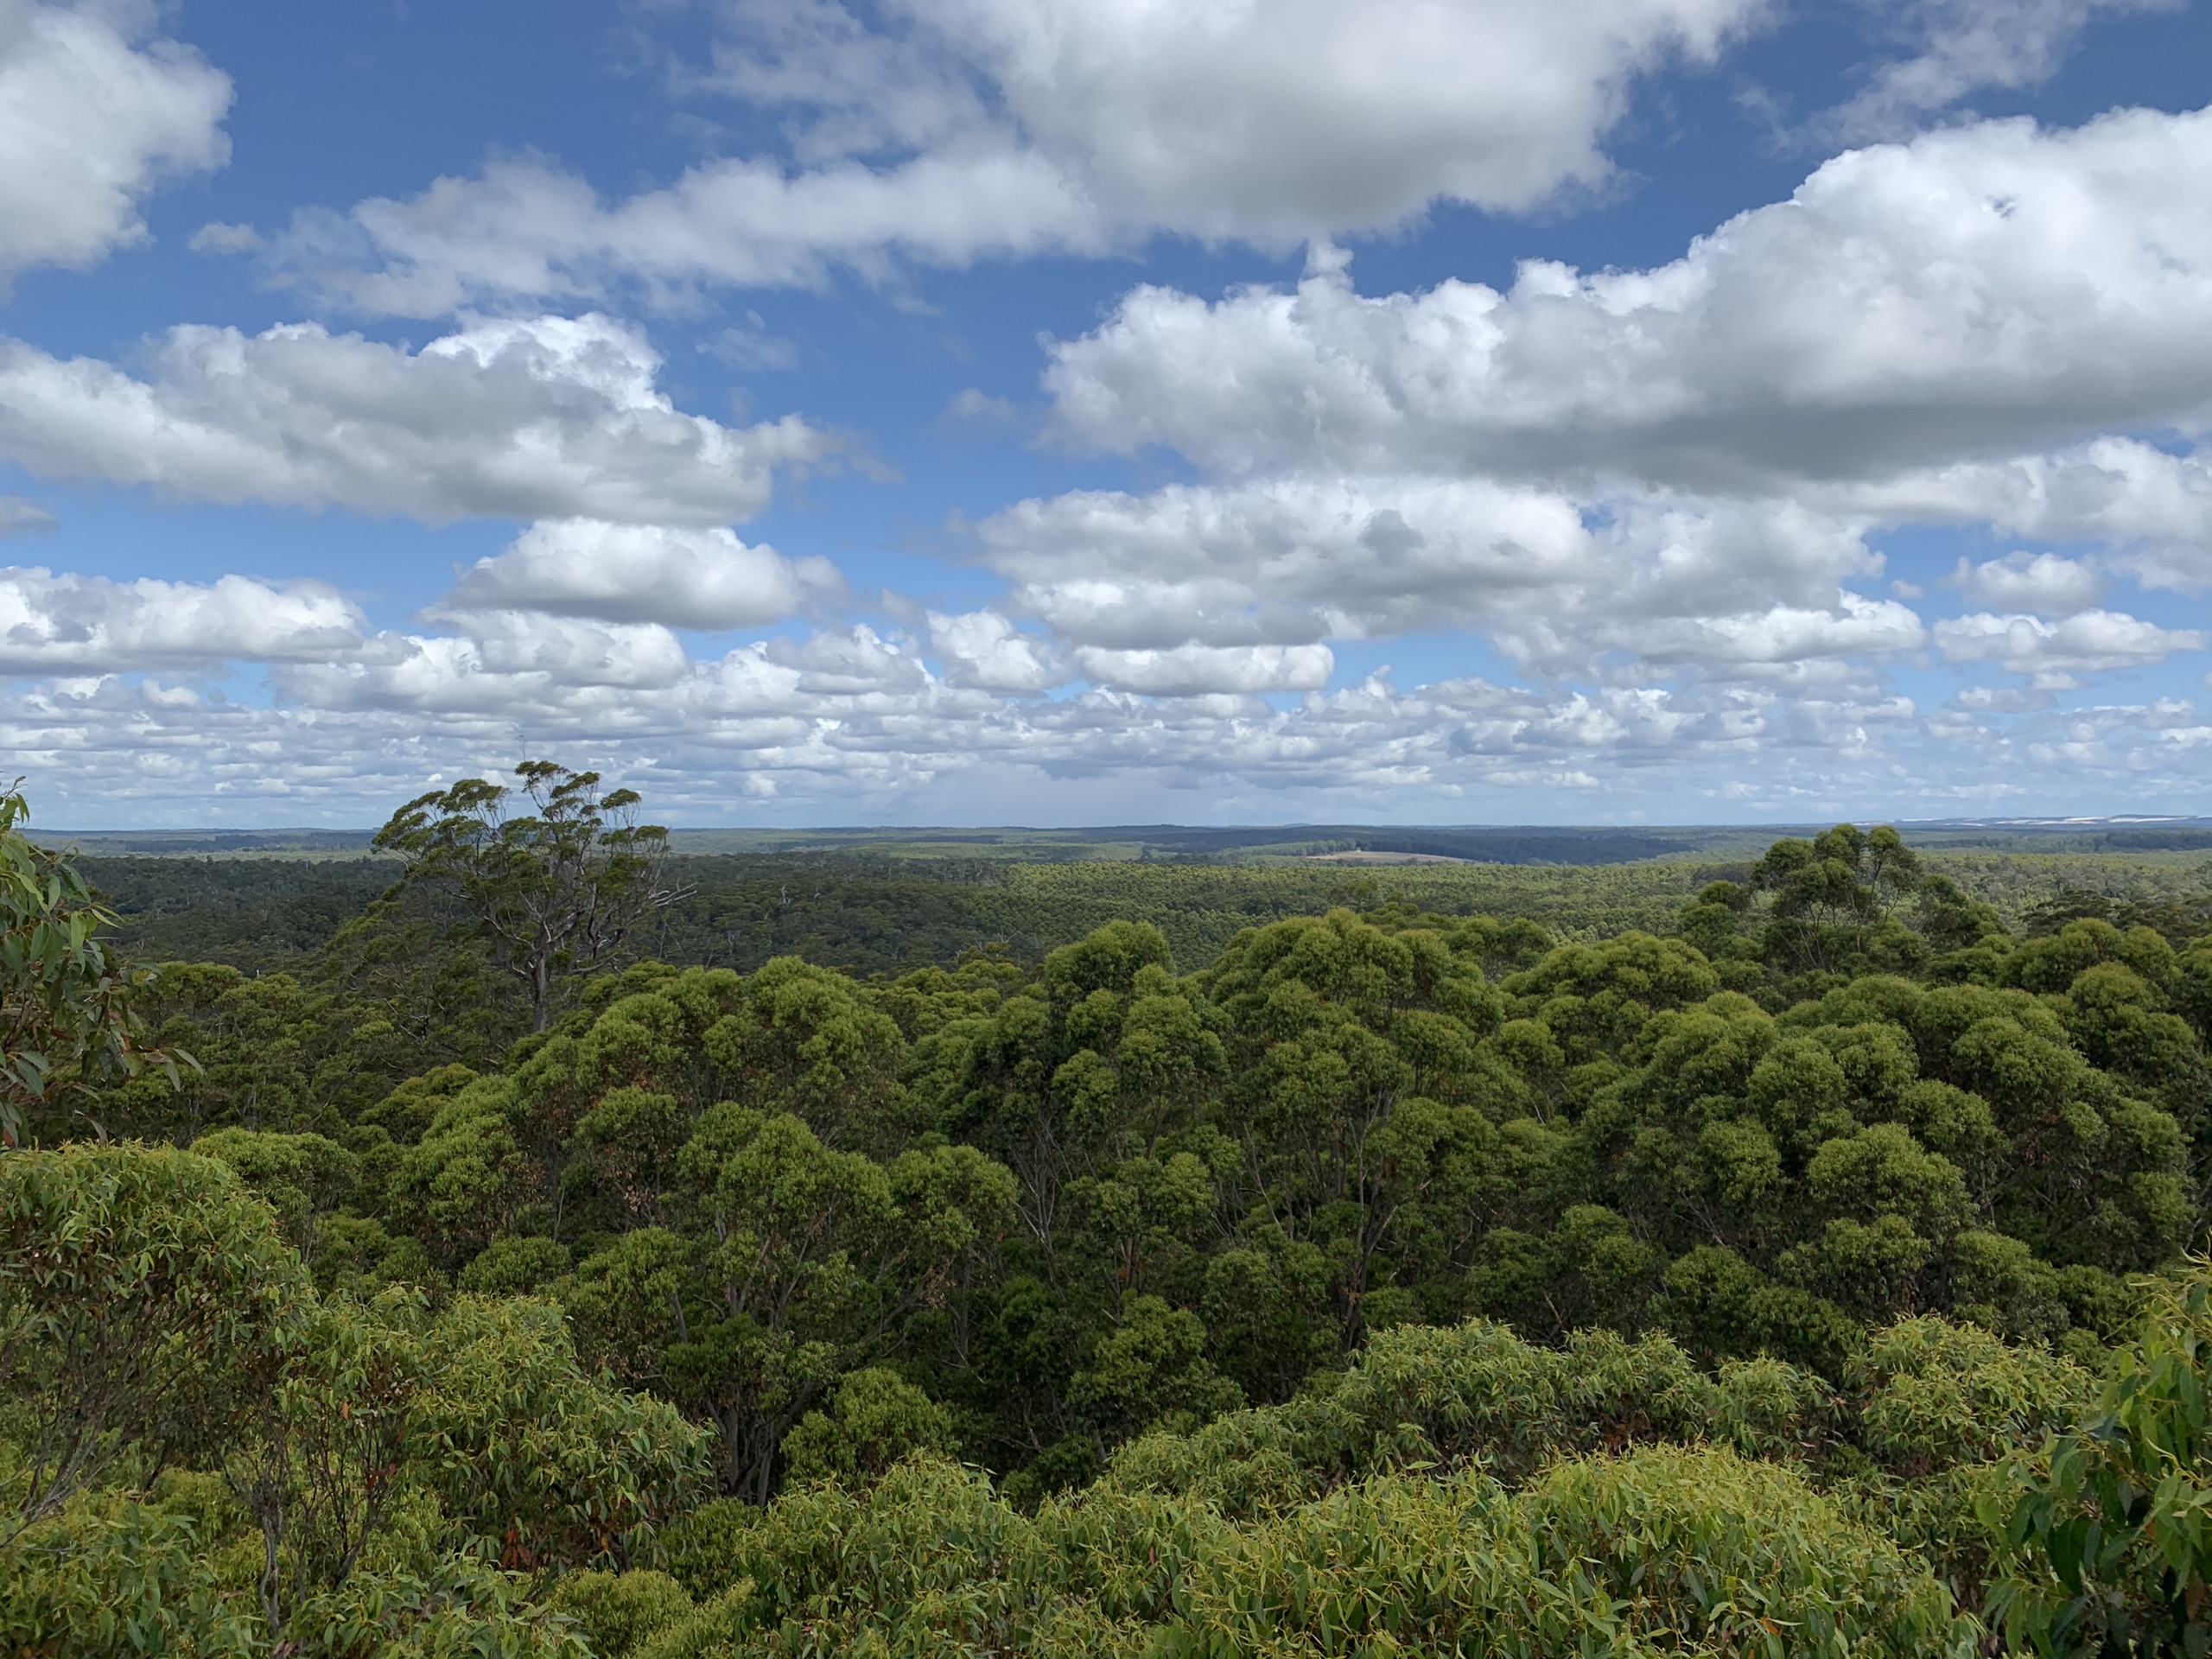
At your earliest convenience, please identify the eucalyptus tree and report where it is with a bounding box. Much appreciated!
[373,761,686,1032]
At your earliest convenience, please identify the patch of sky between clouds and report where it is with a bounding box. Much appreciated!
[1877,519,2209,632]
[1872,522,2053,613]
[0,484,515,628]
[1866,520,2209,702]
[1323,632,1530,698]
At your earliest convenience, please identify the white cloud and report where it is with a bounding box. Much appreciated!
[974,474,1910,681]
[1073,642,1333,696]
[760,625,932,696]
[251,149,1102,315]
[0,566,362,676]
[927,609,1058,691]
[0,313,832,524]
[1934,608,2208,678]
[1949,683,2055,712]
[1952,550,2102,613]
[276,613,696,713]
[1046,107,2212,493]
[981,475,1587,648]
[0,0,232,286]
[234,0,1762,312]
[445,519,841,630]
[1837,437,2212,590]
[1600,591,1926,668]
[904,0,1758,235]
[993,101,2212,709]
[1808,0,2172,144]
[11,15,2212,821]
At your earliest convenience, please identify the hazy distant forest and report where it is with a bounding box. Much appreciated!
[15,766,2212,1656]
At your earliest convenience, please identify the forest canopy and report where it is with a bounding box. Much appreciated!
[9,772,2212,1656]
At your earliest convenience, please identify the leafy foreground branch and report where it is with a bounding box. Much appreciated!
[0,785,186,1146]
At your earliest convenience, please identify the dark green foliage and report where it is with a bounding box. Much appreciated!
[780,1367,959,1486]
[26,784,2212,1655]
[83,855,394,975]
[630,1446,1976,1659]
[73,823,2209,1505]
[0,1148,711,1653]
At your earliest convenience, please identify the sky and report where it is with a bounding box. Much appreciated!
[4,0,2212,828]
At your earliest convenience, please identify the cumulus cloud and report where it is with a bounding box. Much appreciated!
[995,104,2212,709]
[13,28,2211,818]
[0,0,232,287]
[1599,592,1926,670]
[0,566,362,676]
[927,609,1058,691]
[899,0,1755,233]
[445,519,842,630]
[1934,608,2207,679]
[760,625,933,696]
[0,313,832,524]
[1046,108,2212,493]
[980,476,1588,648]
[232,0,1760,312]
[1948,683,2056,713]
[1951,550,2102,613]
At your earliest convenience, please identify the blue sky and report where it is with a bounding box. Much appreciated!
[3,0,2212,827]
